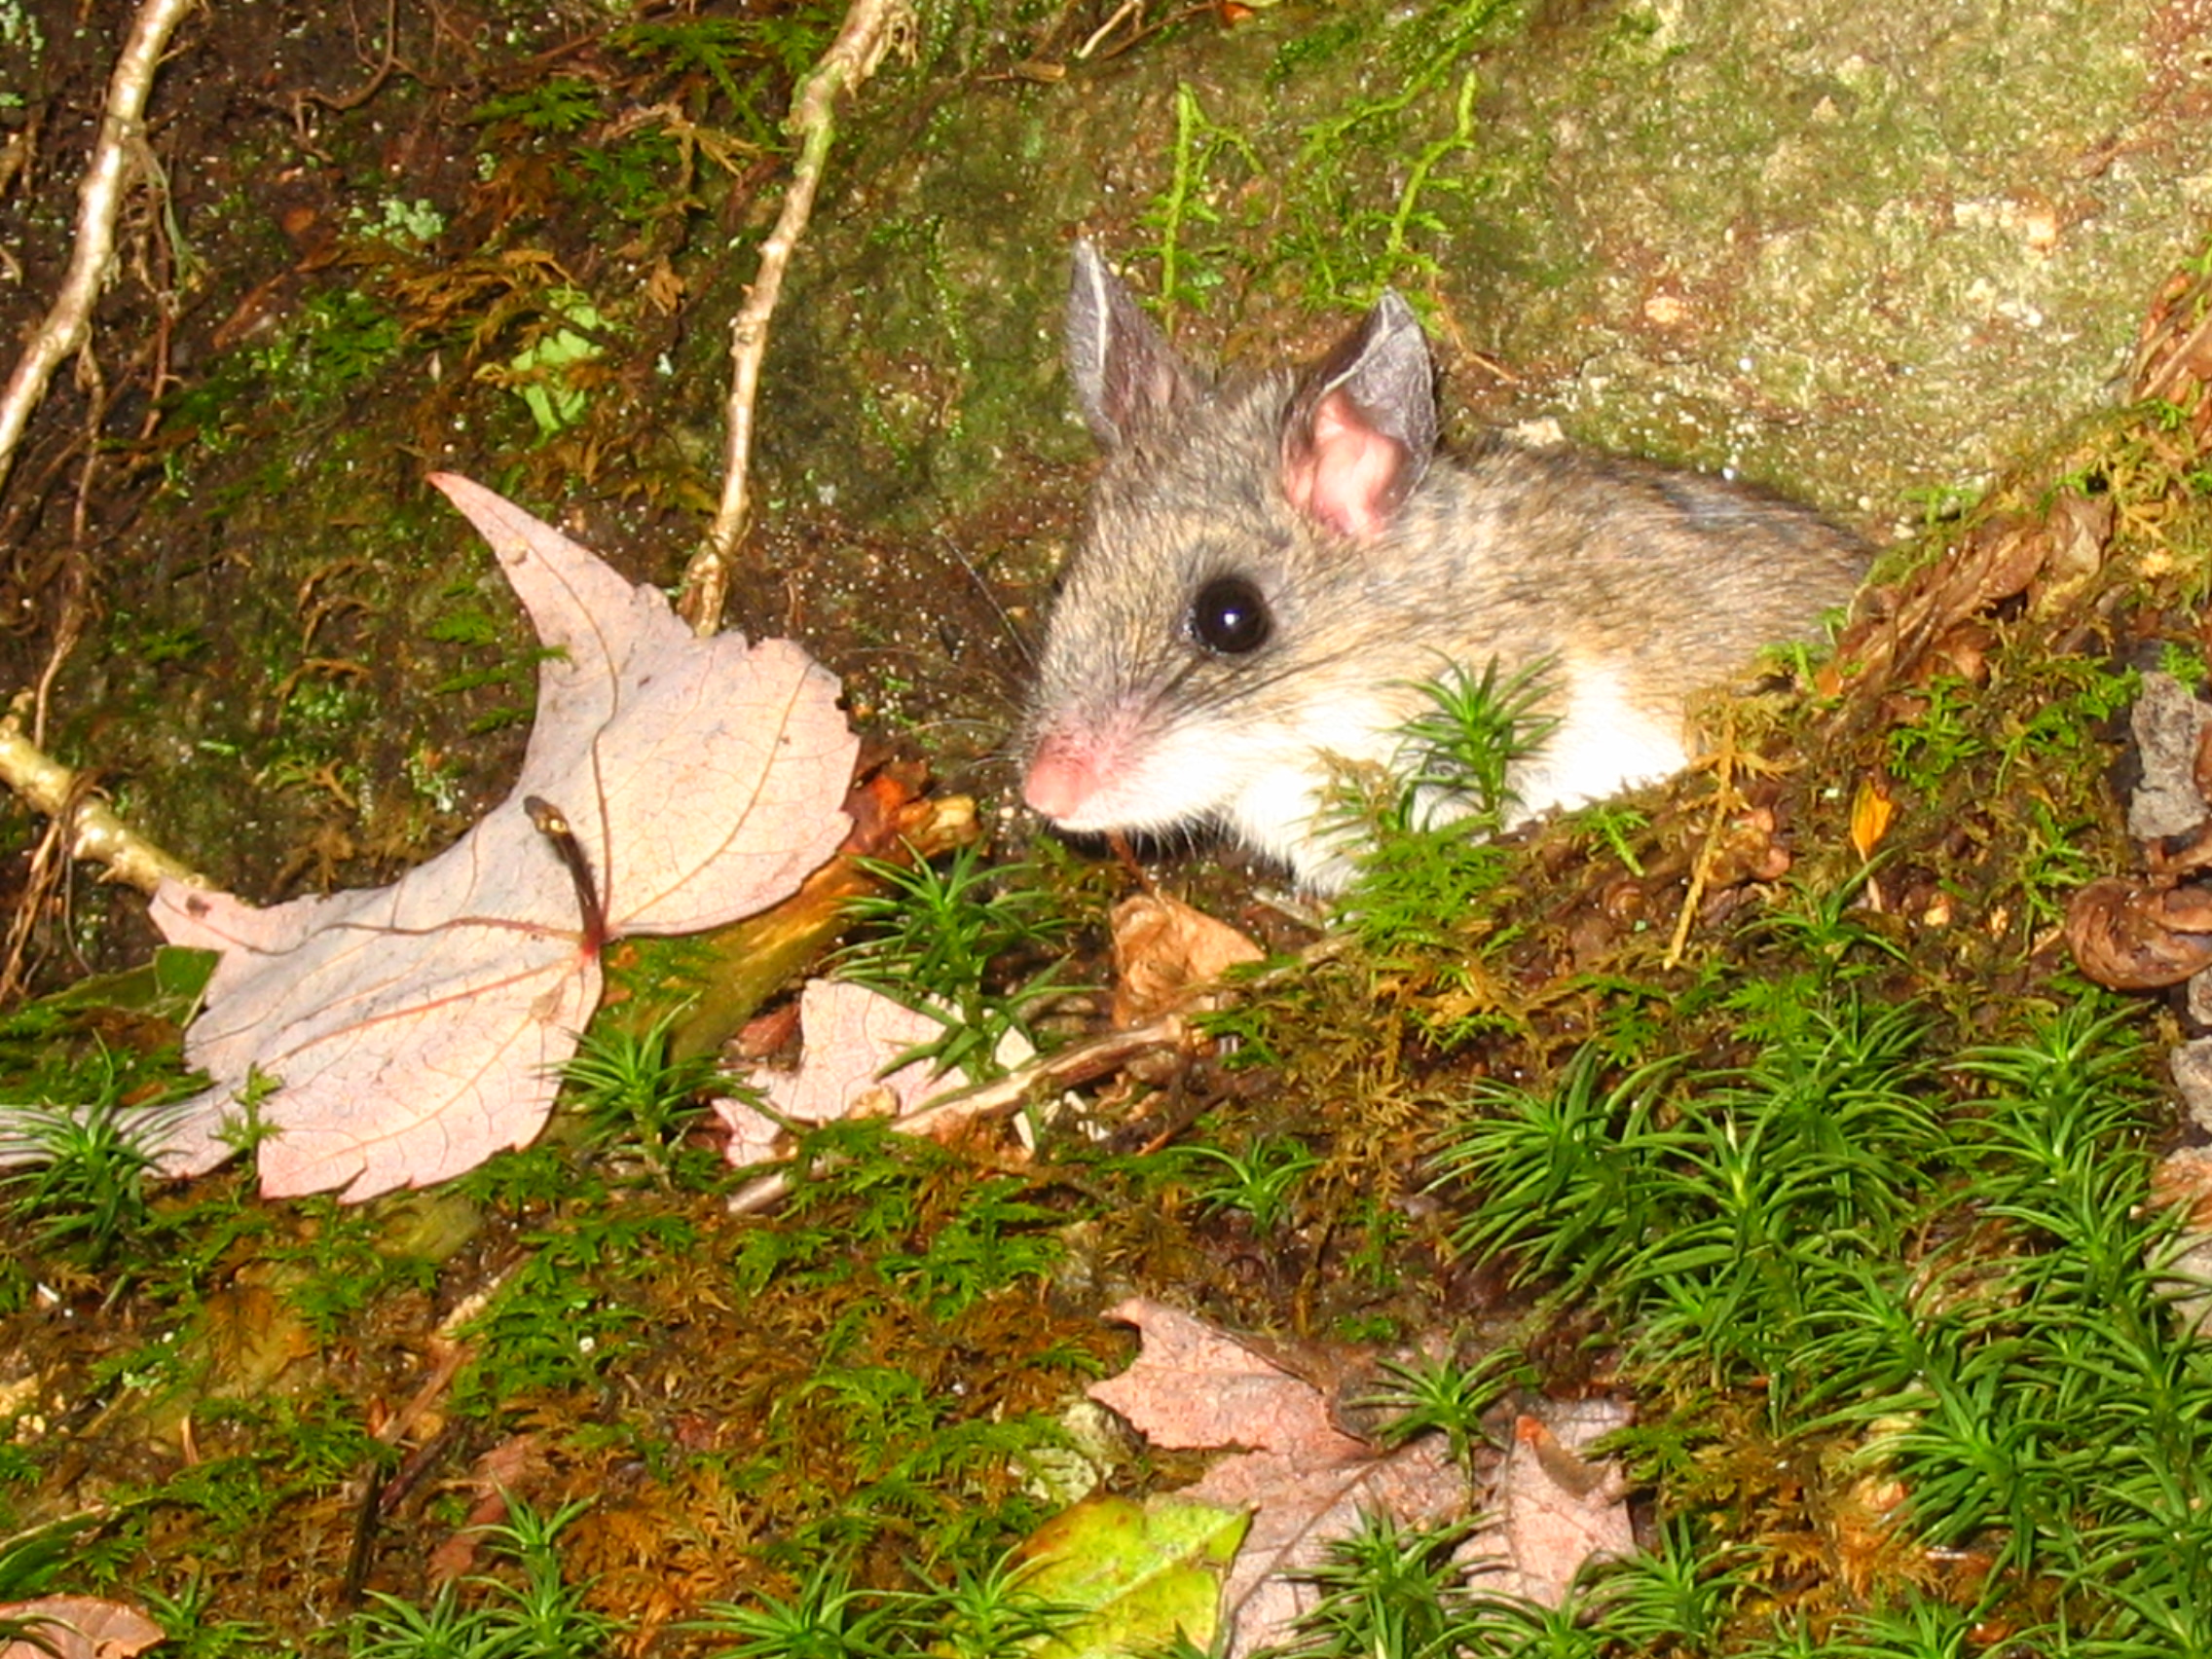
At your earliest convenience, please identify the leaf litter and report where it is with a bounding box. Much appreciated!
[0,1598,164,1659]
[716,977,949,1165]
[21,476,859,1200]
[1086,1297,1632,1654]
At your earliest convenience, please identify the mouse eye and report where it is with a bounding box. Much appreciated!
[1188,575,1272,656]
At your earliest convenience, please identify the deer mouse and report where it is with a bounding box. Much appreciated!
[1021,243,1870,892]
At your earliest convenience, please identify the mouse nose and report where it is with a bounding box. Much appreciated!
[1022,731,1103,822]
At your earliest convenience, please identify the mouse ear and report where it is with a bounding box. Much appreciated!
[1067,241,1202,448]
[1280,292,1438,540]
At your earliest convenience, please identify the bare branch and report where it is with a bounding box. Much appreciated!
[724,1013,1195,1216]
[0,696,207,894]
[0,0,200,503]
[678,0,914,636]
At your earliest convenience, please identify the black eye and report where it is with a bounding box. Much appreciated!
[1189,575,1272,655]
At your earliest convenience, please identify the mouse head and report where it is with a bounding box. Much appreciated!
[1023,247,1448,866]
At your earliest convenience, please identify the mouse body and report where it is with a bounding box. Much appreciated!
[1022,244,1870,892]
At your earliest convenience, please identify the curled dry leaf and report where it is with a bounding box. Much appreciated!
[108,476,857,1199]
[2064,874,2212,990]
[1702,804,1791,890]
[1822,512,2052,702]
[1110,893,1265,1028]
[2134,258,2212,430]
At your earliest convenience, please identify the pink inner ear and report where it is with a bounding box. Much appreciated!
[1283,389,1407,540]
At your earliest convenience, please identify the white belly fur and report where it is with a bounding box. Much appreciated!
[1507,658,1687,822]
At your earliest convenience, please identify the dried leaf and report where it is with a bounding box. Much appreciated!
[0,1598,163,1659]
[1088,1299,1470,1655]
[426,1434,546,1584]
[716,978,947,1164]
[1457,1400,1635,1605]
[1849,776,1896,862]
[1824,516,2050,700]
[115,477,856,1199]
[2030,491,2113,610]
[2133,264,2212,409]
[1109,895,1265,1027]
[2152,1144,2212,1230]
[2064,875,2212,990]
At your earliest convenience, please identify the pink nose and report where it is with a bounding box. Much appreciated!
[1023,734,1101,823]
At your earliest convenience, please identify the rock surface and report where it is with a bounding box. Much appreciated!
[766,0,2212,535]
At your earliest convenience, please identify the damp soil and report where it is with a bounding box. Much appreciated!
[0,0,1075,978]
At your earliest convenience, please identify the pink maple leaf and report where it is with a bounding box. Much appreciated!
[1457,1399,1634,1606]
[139,475,856,1200]
[1088,1298,1635,1654]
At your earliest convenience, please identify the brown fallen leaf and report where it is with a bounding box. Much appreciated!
[2151,1144,2212,1231]
[2064,874,2212,990]
[2030,491,2113,612]
[424,1433,547,1584]
[1109,894,1265,1028]
[102,476,856,1200]
[1088,1298,1471,1655]
[1823,515,2051,703]
[0,1598,163,1659]
[2134,261,2212,418]
[1457,1400,1635,1606]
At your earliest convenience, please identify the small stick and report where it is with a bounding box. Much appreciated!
[0,0,199,502]
[678,0,913,636]
[1663,715,1751,971]
[0,696,206,894]
[725,1014,1194,1216]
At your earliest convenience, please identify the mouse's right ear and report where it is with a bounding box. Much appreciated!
[1279,292,1438,540]
[1067,241,1199,448]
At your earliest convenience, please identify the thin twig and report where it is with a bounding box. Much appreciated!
[1662,717,1749,971]
[719,936,1346,1215]
[0,696,206,894]
[725,1012,1193,1216]
[677,0,913,636]
[0,0,198,503]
